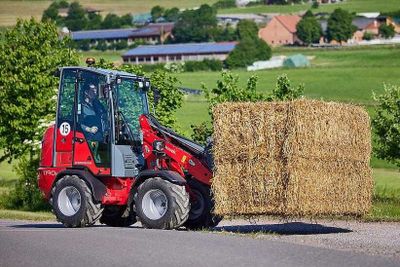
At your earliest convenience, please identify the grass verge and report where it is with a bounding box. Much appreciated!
[0,209,53,221]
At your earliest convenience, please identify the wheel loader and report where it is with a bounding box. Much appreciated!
[38,60,220,229]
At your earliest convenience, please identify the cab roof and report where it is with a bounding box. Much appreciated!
[61,66,141,79]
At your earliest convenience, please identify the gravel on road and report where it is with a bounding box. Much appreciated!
[215,218,400,259]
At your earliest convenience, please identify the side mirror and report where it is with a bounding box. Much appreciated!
[144,78,151,91]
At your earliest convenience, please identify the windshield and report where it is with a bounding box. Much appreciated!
[115,78,148,143]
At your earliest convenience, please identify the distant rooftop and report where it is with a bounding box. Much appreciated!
[123,42,237,57]
[275,15,301,33]
[71,23,174,40]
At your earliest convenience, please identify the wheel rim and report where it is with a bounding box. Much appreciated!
[58,186,82,216]
[190,190,205,220]
[142,189,168,220]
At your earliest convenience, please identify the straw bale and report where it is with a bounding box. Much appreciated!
[212,99,373,217]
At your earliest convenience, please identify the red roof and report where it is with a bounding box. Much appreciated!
[275,15,301,33]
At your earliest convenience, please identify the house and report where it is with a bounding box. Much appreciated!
[122,42,237,65]
[387,17,400,33]
[217,13,267,27]
[320,16,384,44]
[71,23,174,46]
[258,15,301,46]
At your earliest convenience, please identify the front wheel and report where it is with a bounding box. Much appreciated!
[134,177,190,230]
[50,175,103,227]
[184,179,222,230]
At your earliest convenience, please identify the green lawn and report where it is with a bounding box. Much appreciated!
[0,0,217,26]
[79,50,126,65]
[220,0,400,14]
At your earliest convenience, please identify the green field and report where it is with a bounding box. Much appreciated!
[174,45,400,133]
[0,0,217,26]
[221,0,400,14]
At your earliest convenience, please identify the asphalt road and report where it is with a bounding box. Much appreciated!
[0,219,399,267]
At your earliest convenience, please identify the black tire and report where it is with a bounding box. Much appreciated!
[134,177,190,230]
[50,175,103,228]
[100,205,137,227]
[184,179,222,230]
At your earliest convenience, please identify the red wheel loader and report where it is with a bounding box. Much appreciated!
[38,62,220,229]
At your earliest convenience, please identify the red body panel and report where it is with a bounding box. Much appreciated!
[101,177,133,205]
[40,126,55,167]
[72,131,111,176]
[139,115,212,186]
[38,167,66,199]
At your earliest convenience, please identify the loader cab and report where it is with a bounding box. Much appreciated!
[54,66,150,177]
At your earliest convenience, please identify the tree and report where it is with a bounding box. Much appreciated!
[42,1,70,24]
[172,4,218,43]
[326,8,356,43]
[120,14,133,27]
[151,5,165,22]
[164,7,180,22]
[372,84,400,168]
[226,20,272,68]
[65,1,87,31]
[87,12,103,30]
[379,24,395,39]
[0,19,79,163]
[101,13,122,29]
[41,3,60,23]
[296,11,323,45]
[149,70,183,128]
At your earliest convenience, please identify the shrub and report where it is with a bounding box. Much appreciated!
[379,24,395,39]
[213,0,236,9]
[312,1,319,9]
[184,59,223,72]
[372,84,400,167]
[191,122,213,145]
[363,31,373,41]
[95,40,108,51]
[0,154,50,211]
[115,40,128,50]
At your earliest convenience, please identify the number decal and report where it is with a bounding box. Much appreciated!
[59,122,71,136]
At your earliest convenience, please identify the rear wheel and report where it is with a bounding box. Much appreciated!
[100,205,137,227]
[184,179,222,230]
[134,177,190,230]
[50,175,103,227]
